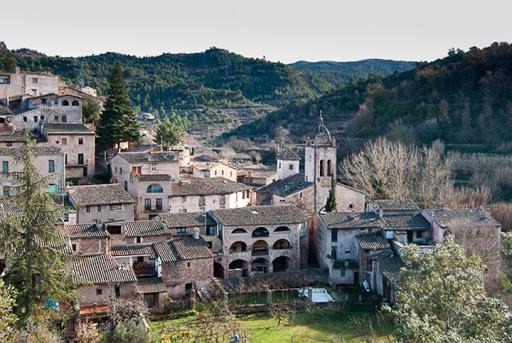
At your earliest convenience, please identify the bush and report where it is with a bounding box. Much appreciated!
[111,320,150,343]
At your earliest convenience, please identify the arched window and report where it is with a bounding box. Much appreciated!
[274,226,291,232]
[252,227,269,238]
[232,228,247,234]
[252,240,269,256]
[61,115,67,122]
[319,159,324,177]
[229,241,247,253]
[71,100,79,106]
[229,259,248,270]
[327,160,332,176]
[61,100,69,106]
[147,184,163,193]
[273,239,292,250]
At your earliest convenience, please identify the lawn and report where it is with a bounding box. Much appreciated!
[149,304,393,343]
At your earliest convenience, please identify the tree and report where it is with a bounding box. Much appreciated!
[82,94,102,124]
[390,238,510,342]
[0,278,18,342]
[111,320,150,343]
[108,297,148,326]
[324,174,337,212]
[2,54,16,72]
[0,136,75,320]
[154,117,185,146]
[97,63,139,149]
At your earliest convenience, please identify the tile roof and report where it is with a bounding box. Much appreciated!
[43,123,94,134]
[123,220,172,237]
[212,205,307,227]
[117,151,178,164]
[137,277,167,294]
[70,254,137,285]
[256,173,313,197]
[0,198,24,220]
[355,231,390,250]
[153,241,179,262]
[67,184,135,206]
[171,177,251,196]
[383,212,431,231]
[431,208,501,228]
[153,237,213,262]
[138,174,171,182]
[0,145,63,156]
[371,200,420,212]
[111,244,157,259]
[155,212,215,228]
[276,149,300,161]
[320,212,385,230]
[378,257,405,281]
[64,224,109,239]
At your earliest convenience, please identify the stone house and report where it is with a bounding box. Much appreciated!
[118,220,174,245]
[276,149,300,180]
[169,177,252,213]
[0,68,63,99]
[190,160,238,182]
[70,254,138,314]
[109,151,179,219]
[0,145,66,197]
[210,205,308,278]
[67,184,135,226]
[41,123,95,179]
[316,212,385,285]
[236,165,278,187]
[155,212,218,250]
[64,224,111,256]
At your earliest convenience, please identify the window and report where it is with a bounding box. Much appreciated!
[187,262,191,267]
[124,181,128,191]
[300,192,303,198]
[78,138,83,145]
[319,159,325,177]
[344,247,351,255]
[3,186,10,197]
[72,100,79,106]
[32,77,38,83]
[78,153,84,165]
[156,198,162,210]
[97,205,102,212]
[0,76,10,84]
[327,160,333,176]
[107,226,122,235]
[289,164,293,170]
[41,98,47,105]
[199,195,205,207]
[114,167,118,174]
[23,116,27,122]
[62,137,67,145]
[86,206,91,213]
[339,269,346,277]
[115,285,120,298]
[110,204,122,211]
[136,237,142,244]
[61,100,69,106]
[34,116,38,122]
[40,115,44,121]
[222,170,224,176]
[144,199,151,211]
[61,115,67,122]
[207,241,212,249]
[150,164,157,172]
[214,170,217,176]
[54,115,59,121]
[181,196,186,203]
[72,244,77,252]
[279,162,281,168]
[96,288,102,295]
[206,226,216,236]
[417,231,423,239]
[219,195,226,206]
[147,184,163,193]
[2,161,9,175]
[48,160,55,173]
[119,167,122,174]
[331,229,337,242]
[177,228,187,234]
[331,246,337,260]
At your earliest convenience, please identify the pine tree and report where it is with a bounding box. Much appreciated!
[324,174,337,212]
[0,135,75,320]
[97,63,139,149]
[154,117,185,146]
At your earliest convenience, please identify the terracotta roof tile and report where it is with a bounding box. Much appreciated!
[212,205,307,227]
[67,184,134,206]
[70,254,137,284]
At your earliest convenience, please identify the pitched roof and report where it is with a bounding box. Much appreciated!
[153,236,213,262]
[383,212,431,231]
[0,145,63,156]
[67,184,135,206]
[431,208,501,228]
[320,212,385,230]
[117,151,178,164]
[276,149,300,161]
[111,244,157,259]
[212,205,307,227]
[137,277,167,294]
[123,220,172,237]
[155,212,215,227]
[371,199,420,212]
[171,177,251,196]
[64,224,109,239]
[378,257,405,281]
[256,173,313,197]
[70,255,137,285]
[355,231,390,250]
[43,123,94,134]
[0,198,24,220]
[138,174,171,182]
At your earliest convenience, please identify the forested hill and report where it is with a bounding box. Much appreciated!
[290,59,416,84]
[230,42,512,147]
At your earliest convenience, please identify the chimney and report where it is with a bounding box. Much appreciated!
[193,228,200,240]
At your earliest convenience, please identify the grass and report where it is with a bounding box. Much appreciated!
[149,304,393,343]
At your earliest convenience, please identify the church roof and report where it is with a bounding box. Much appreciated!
[256,173,313,197]
[276,149,300,161]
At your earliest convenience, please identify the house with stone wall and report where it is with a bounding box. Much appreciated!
[64,224,111,256]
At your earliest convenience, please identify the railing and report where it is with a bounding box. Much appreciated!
[251,250,269,256]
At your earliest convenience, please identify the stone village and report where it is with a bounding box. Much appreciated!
[0,68,503,334]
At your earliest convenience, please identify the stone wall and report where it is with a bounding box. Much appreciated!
[160,257,213,299]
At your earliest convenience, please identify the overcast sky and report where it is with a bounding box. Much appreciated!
[3,0,511,63]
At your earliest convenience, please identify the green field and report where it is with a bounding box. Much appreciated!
[150,304,393,343]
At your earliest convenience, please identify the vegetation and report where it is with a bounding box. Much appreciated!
[0,278,18,342]
[390,238,510,342]
[111,320,150,343]
[154,117,185,146]
[96,63,140,148]
[82,93,103,124]
[324,174,337,212]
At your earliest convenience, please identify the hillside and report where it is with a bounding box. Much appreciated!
[290,59,416,84]
[230,42,512,149]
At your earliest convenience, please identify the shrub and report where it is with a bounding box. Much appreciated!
[111,320,150,343]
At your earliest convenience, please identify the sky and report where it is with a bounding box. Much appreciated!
[2,0,512,63]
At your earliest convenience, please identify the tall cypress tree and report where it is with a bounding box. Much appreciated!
[325,174,337,212]
[97,63,139,149]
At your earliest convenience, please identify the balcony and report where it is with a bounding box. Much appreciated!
[144,206,163,213]
[251,249,269,257]
[133,262,157,277]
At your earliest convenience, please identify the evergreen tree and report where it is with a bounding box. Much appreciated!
[154,117,185,146]
[324,174,337,212]
[97,63,139,149]
[0,135,75,320]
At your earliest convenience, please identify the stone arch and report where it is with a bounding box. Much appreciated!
[274,226,291,233]
[272,256,291,272]
[229,241,247,253]
[61,100,69,106]
[273,239,292,250]
[252,227,269,238]
[232,228,247,234]
[72,100,80,106]
[213,262,224,279]
[251,258,269,273]
[229,259,248,270]
[327,159,333,176]
[252,240,269,256]
[319,159,325,177]
[146,184,163,193]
